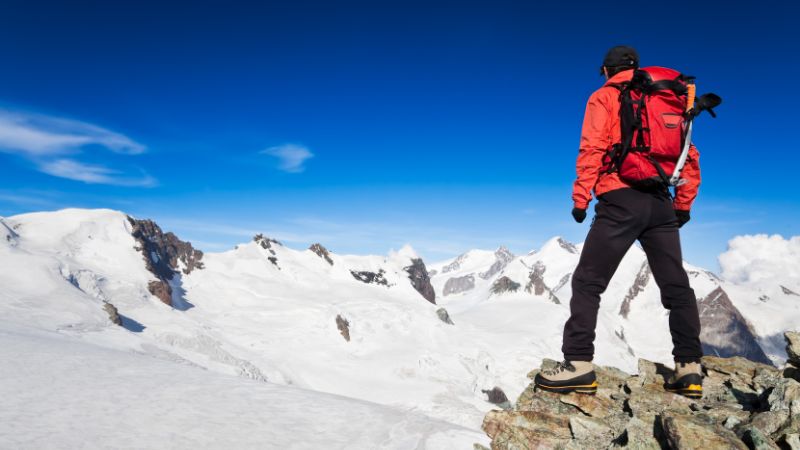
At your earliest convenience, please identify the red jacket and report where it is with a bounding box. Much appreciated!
[572,70,701,211]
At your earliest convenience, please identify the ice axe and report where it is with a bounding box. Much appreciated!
[669,86,722,186]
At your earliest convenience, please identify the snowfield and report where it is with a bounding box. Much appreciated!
[0,208,797,448]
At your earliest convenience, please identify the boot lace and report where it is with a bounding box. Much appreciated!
[543,360,575,377]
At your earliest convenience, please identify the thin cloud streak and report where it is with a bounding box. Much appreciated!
[261,144,314,173]
[0,107,154,186]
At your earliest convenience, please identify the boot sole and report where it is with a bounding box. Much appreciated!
[665,384,703,399]
[535,381,598,395]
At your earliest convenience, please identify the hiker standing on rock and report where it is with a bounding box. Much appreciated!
[535,46,721,398]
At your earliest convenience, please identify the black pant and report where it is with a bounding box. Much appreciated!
[562,187,702,363]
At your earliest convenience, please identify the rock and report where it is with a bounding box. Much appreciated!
[253,234,280,253]
[749,410,790,437]
[560,392,615,418]
[569,415,613,442]
[128,216,204,277]
[490,276,521,295]
[482,387,512,410]
[619,262,650,319]
[698,287,772,365]
[479,247,515,280]
[350,269,390,287]
[443,274,475,296]
[148,280,172,306]
[472,444,490,450]
[614,417,663,449]
[524,262,561,304]
[787,332,800,367]
[767,378,800,412]
[778,433,800,450]
[335,314,350,342]
[484,355,800,449]
[309,243,333,265]
[436,308,454,325]
[741,426,782,449]
[661,412,747,449]
[482,410,571,448]
[404,258,436,304]
[103,302,122,326]
[128,216,203,308]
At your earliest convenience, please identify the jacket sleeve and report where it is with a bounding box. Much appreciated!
[572,90,612,209]
[673,144,701,211]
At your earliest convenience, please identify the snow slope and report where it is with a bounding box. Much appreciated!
[1,208,797,448]
[0,322,485,450]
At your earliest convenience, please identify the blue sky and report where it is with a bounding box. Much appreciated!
[1,1,798,271]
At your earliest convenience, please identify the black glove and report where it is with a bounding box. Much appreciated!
[572,207,587,223]
[675,210,690,228]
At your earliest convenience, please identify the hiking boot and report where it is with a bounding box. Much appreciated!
[664,361,703,399]
[534,360,597,395]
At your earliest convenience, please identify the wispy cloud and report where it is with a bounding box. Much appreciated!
[0,108,154,186]
[260,143,314,173]
[38,159,157,187]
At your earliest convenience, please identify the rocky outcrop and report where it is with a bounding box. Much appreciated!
[103,302,122,326]
[309,243,333,265]
[699,287,771,365]
[479,247,515,280]
[482,387,512,410]
[335,314,350,342]
[557,237,579,254]
[491,276,520,295]
[620,262,650,318]
[254,234,281,268]
[441,253,468,274]
[436,307,454,325]
[128,216,204,306]
[482,331,800,449]
[782,286,800,297]
[1,218,18,246]
[787,332,800,367]
[404,258,436,304]
[524,262,561,304]
[444,274,475,296]
[350,269,390,287]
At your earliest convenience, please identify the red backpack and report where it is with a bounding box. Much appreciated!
[602,66,720,188]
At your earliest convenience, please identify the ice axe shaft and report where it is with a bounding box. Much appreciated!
[670,84,697,186]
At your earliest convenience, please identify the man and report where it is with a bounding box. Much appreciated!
[534,46,703,398]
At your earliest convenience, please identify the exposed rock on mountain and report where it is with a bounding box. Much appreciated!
[699,287,771,365]
[128,217,204,278]
[128,216,204,306]
[253,234,280,253]
[436,307,454,325]
[782,286,799,296]
[309,243,334,265]
[335,314,350,342]
[620,262,650,318]
[444,274,475,296]
[479,247,515,280]
[1,219,18,245]
[103,302,122,326]
[441,253,468,274]
[557,238,579,254]
[491,276,520,295]
[404,258,436,304]
[482,331,800,449]
[350,269,390,287]
[525,262,561,304]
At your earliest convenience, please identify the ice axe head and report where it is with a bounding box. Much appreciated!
[695,93,722,118]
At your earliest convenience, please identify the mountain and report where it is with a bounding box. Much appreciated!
[1,209,798,447]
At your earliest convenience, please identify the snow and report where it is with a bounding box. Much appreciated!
[1,208,798,448]
[0,322,486,450]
